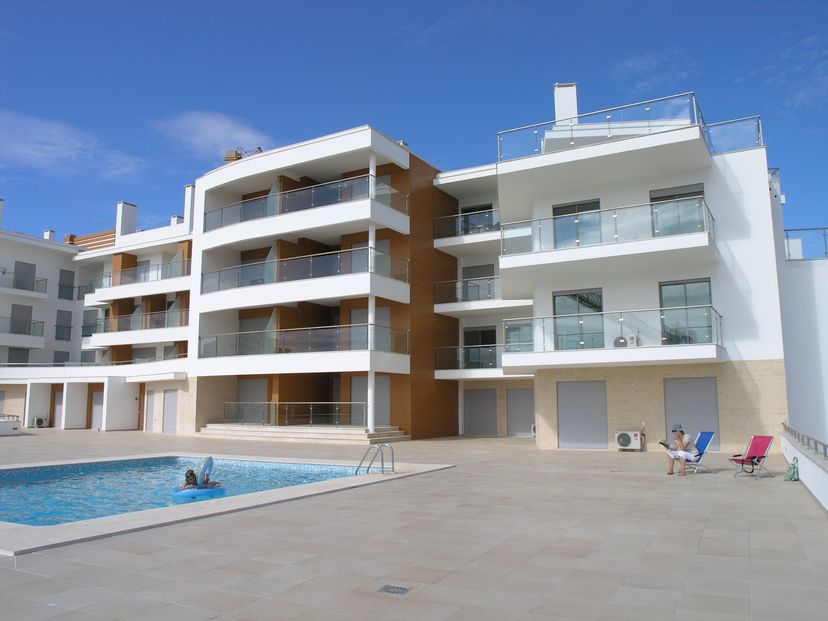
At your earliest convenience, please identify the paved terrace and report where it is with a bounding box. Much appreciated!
[1,430,826,621]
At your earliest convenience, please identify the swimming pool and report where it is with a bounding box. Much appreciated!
[0,456,361,526]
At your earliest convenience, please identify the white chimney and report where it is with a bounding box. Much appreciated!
[554,83,579,122]
[0,197,4,228]
[170,215,183,225]
[43,229,55,241]
[115,201,137,240]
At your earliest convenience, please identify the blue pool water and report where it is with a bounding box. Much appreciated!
[0,457,358,526]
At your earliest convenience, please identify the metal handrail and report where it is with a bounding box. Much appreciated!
[782,422,828,460]
[497,91,698,135]
[504,304,722,323]
[355,443,395,475]
[433,207,499,223]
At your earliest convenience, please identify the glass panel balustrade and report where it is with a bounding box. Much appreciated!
[87,309,189,334]
[434,209,500,239]
[204,175,408,232]
[501,198,713,255]
[784,228,828,260]
[0,317,45,337]
[199,324,410,358]
[222,401,367,426]
[201,248,409,294]
[85,260,191,292]
[435,345,503,369]
[0,272,48,294]
[503,306,722,353]
[434,277,501,304]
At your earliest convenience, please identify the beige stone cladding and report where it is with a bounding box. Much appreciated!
[463,379,535,437]
[143,380,191,434]
[534,360,787,453]
[0,384,26,418]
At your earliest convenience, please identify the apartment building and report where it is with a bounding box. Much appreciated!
[0,84,823,450]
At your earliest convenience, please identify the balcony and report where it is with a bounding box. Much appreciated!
[501,305,723,371]
[434,277,532,317]
[435,345,518,380]
[433,209,501,258]
[84,309,189,348]
[497,92,763,162]
[223,401,367,427]
[784,227,828,260]
[196,323,410,377]
[200,248,409,311]
[0,317,46,349]
[0,272,48,298]
[499,198,716,297]
[82,260,191,304]
[202,175,409,247]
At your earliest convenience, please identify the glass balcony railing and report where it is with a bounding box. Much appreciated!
[199,323,410,358]
[57,284,75,300]
[0,272,47,294]
[85,260,191,292]
[0,317,45,337]
[434,209,500,239]
[501,198,714,256]
[434,276,501,304]
[436,345,503,370]
[0,352,188,367]
[497,92,764,161]
[223,401,367,426]
[87,309,189,334]
[204,175,408,232]
[503,306,722,353]
[784,227,828,260]
[55,325,72,341]
[202,248,409,294]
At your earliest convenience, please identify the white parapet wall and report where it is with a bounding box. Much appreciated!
[781,436,828,511]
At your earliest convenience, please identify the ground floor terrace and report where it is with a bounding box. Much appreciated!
[0,430,826,620]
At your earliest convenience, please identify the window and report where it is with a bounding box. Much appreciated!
[55,310,72,341]
[553,290,604,350]
[58,269,75,300]
[550,200,601,249]
[81,350,96,364]
[459,204,498,235]
[659,280,714,345]
[7,348,28,364]
[462,327,497,368]
[53,351,70,364]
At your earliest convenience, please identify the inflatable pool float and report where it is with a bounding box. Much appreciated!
[197,456,213,485]
[171,485,226,500]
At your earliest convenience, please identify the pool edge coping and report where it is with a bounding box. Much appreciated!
[0,452,454,556]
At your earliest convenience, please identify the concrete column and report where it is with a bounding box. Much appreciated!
[367,220,377,433]
[369,153,376,199]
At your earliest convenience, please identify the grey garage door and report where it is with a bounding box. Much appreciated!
[507,388,534,436]
[464,388,497,436]
[664,378,720,450]
[557,381,608,449]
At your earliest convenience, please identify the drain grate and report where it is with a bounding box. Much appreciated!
[379,584,412,595]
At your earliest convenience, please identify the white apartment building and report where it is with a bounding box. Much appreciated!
[1,84,825,451]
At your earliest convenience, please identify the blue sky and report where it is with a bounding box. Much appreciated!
[1,0,826,237]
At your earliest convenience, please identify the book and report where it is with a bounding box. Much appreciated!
[658,440,670,449]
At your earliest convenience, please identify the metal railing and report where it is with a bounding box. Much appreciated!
[497,92,763,161]
[204,174,408,232]
[57,284,75,300]
[0,352,188,367]
[435,276,500,304]
[356,443,395,474]
[86,260,191,291]
[202,247,409,293]
[782,422,828,460]
[0,272,47,294]
[223,401,367,426]
[501,197,714,255]
[784,227,828,260]
[436,345,503,370]
[199,323,410,358]
[55,325,72,341]
[434,209,500,239]
[87,309,189,334]
[0,317,45,337]
[503,305,722,352]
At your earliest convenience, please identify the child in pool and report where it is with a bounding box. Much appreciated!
[181,469,198,489]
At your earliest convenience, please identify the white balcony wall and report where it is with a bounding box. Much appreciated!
[193,350,409,378]
[85,326,188,348]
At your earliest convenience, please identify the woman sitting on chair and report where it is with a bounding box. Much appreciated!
[662,425,697,476]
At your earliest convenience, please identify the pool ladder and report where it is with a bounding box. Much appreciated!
[355,443,395,475]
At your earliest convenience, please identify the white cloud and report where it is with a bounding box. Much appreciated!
[0,109,144,178]
[151,111,271,160]
[612,52,696,96]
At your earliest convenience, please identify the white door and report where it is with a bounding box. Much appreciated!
[0,390,5,417]
[91,391,104,429]
[53,391,63,429]
[144,390,154,431]
[162,389,178,434]
[350,375,390,427]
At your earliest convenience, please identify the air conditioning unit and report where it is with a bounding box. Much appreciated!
[615,430,642,450]
[34,416,48,428]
